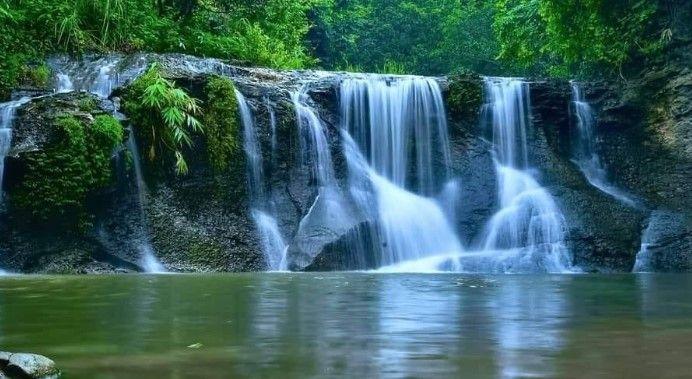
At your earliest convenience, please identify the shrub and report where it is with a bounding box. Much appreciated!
[122,63,202,175]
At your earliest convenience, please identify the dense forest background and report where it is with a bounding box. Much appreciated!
[1,0,689,97]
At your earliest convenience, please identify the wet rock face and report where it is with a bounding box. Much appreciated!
[527,81,647,272]
[0,92,138,273]
[582,68,692,272]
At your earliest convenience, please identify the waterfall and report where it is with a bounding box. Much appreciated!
[477,77,572,273]
[340,76,451,195]
[126,132,166,273]
[633,218,657,273]
[571,82,636,206]
[292,87,336,187]
[236,90,287,270]
[51,55,165,272]
[266,100,278,162]
[51,55,148,98]
[0,98,30,202]
[339,76,464,270]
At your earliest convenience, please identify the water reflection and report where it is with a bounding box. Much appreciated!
[0,274,691,378]
[490,277,568,378]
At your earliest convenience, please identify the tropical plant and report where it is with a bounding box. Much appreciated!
[123,63,203,175]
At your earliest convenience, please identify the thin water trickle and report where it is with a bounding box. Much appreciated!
[292,87,336,187]
[633,212,671,273]
[571,82,636,206]
[0,97,31,202]
[126,133,166,273]
[236,89,288,270]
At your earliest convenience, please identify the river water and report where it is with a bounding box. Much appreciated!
[0,274,690,378]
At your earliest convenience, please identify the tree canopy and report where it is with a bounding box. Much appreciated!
[0,0,682,97]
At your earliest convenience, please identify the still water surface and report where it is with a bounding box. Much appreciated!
[0,274,690,378]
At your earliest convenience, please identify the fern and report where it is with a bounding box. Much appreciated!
[129,63,204,175]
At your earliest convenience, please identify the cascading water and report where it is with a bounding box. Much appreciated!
[292,87,337,187]
[51,55,148,97]
[340,76,452,195]
[633,218,657,273]
[0,98,31,202]
[339,76,464,270]
[126,132,166,273]
[266,100,278,163]
[571,82,636,206]
[475,77,572,273]
[52,55,165,272]
[236,90,287,270]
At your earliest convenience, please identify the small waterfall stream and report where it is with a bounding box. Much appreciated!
[476,78,572,273]
[571,82,636,206]
[292,87,337,187]
[0,98,31,203]
[236,90,288,270]
[52,56,165,272]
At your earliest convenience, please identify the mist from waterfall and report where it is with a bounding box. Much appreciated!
[571,83,636,206]
[340,76,464,270]
[477,77,573,273]
[236,90,287,271]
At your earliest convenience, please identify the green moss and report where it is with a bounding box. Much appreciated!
[12,114,124,229]
[447,72,483,119]
[203,76,241,174]
[78,97,98,112]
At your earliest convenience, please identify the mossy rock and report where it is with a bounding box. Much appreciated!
[203,75,242,174]
[446,72,483,119]
[8,96,124,230]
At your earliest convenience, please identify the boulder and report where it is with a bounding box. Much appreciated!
[5,353,59,378]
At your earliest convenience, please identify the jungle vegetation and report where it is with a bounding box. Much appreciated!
[0,0,686,97]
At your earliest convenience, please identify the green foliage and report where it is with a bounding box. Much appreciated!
[12,114,124,228]
[122,63,202,175]
[203,76,240,174]
[310,0,502,75]
[493,0,660,77]
[23,63,52,87]
[0,0,317,98]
